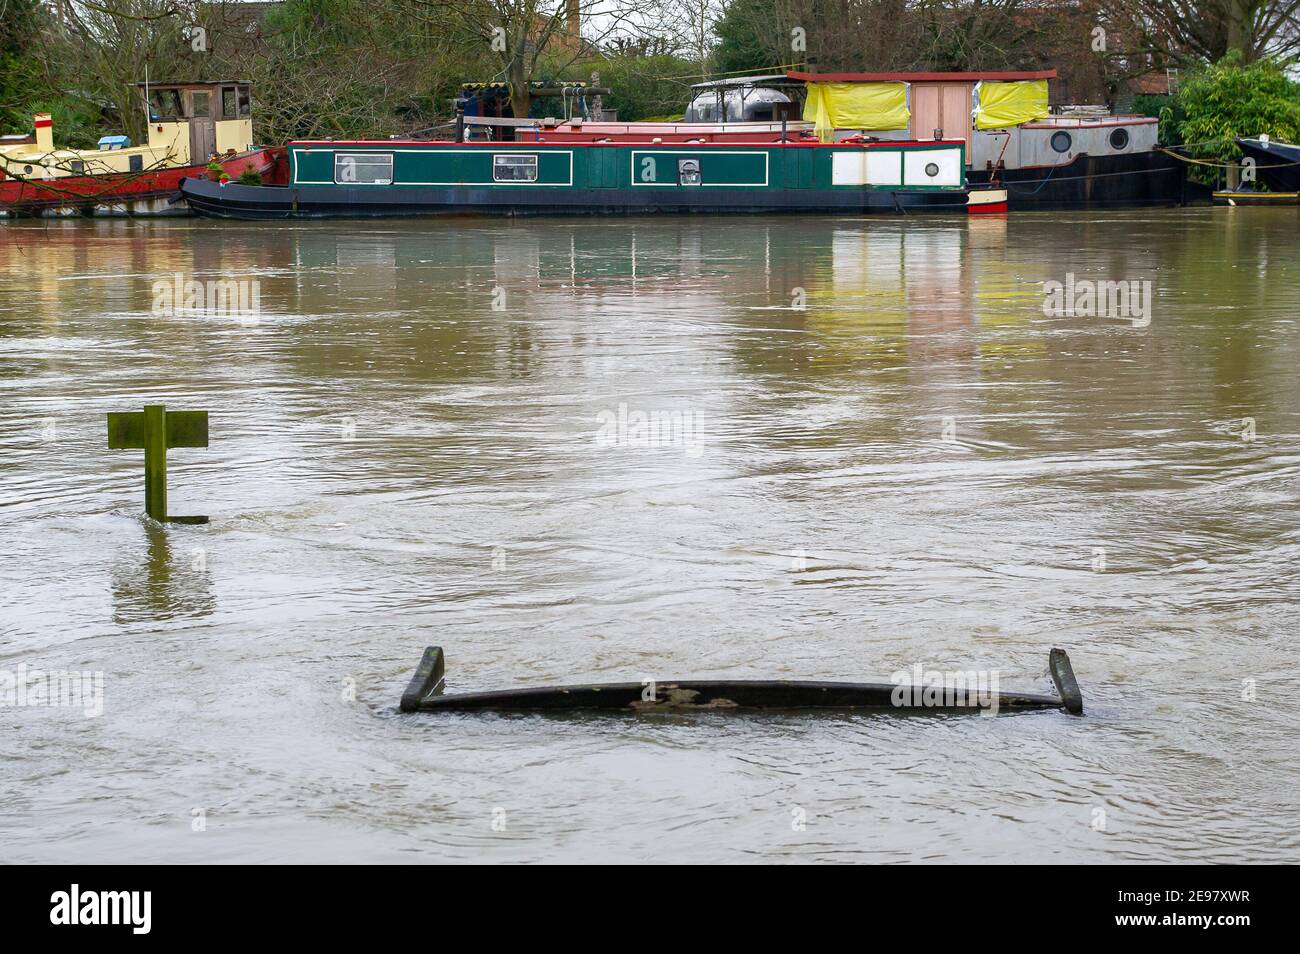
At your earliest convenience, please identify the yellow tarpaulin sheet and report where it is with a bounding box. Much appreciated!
[803,82,910,142]
[972,80,1049,130]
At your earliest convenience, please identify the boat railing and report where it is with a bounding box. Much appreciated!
[1031,114,1153,127]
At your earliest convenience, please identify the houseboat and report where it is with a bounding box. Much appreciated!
[180,137,1002,219]
[781,70,1201,209]
[0,80,280,216]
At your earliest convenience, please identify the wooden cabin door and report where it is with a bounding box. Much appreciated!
[912,85,942,141]
[911,83,973,165]
[188,89,216,164]
[941,84,972,159]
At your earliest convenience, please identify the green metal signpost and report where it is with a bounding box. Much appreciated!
[107,404,209,524]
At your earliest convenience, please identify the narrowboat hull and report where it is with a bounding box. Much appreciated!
[180,178,974,218]
[181,139,976,219]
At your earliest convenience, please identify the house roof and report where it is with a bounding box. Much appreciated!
[786,70,1056,82]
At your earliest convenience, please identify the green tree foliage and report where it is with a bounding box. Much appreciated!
[596,54,696,120]
[0,0,44,131]
[1178,54,1300,167]
[711,0,776,75]
[1128,94,1183,146]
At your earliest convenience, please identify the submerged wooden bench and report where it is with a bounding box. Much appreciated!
[398,647,1084,716]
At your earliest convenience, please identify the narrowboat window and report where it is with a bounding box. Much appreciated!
[1108,127,1129,150]
[129,155,143,172]
[238,86,252,119]
[222,87,237,120]
[148,89,183,120]
[1050,131,1073,153]
[192,91,210,119]
[493,154,538,182]
[70,160,85,174]
[678,158,702,186]
[334,153,394,184]
[924,162,940,177]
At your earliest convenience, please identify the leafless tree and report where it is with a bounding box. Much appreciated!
[404,0,666,117]
[1101,0,1300,63]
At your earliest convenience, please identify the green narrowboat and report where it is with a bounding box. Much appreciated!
[181,138,1001,219]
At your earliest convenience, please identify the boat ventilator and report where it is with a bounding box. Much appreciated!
[398,647,1084,716]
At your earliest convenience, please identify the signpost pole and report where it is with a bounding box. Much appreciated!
[143,404,168,521]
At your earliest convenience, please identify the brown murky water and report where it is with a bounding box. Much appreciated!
[2,210,1298,863]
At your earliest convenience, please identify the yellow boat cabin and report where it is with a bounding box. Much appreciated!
[0,80,255,183]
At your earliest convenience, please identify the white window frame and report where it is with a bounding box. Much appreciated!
[493,154,539,183]
[333,152,394,185]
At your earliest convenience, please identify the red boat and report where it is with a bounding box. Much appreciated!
[0,80,284,216]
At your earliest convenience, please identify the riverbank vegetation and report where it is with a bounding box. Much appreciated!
[1,0,1297,152]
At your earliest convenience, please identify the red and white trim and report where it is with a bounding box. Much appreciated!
[967,188,1008,215]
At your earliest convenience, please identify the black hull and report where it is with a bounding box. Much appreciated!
[968,150,1204,210]
[181,177,972,220]
[1236,138,1300,193]
[405,679,1065,713]
[397,646,1084,716]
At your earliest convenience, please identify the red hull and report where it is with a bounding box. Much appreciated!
[0,147,283,214]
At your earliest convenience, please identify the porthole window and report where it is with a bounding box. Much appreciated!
[1108,127,1130,150]
[1050,131,1073,154]
[924,162,940,178]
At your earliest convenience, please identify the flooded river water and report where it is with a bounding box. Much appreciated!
[2,209,1298,863]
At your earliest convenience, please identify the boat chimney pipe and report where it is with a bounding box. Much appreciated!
[34,113,54,153]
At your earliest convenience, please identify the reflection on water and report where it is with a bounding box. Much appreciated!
[111,521,214,625]
[2,210,1299,862]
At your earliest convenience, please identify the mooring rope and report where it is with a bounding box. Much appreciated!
[1006,162,1059,195]
[1157,144,1300,170]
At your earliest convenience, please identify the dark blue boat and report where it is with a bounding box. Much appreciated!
[1237,137,1300,193]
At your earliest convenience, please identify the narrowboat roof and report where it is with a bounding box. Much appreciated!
[288,138,968,148]
[786,69,1057,82]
